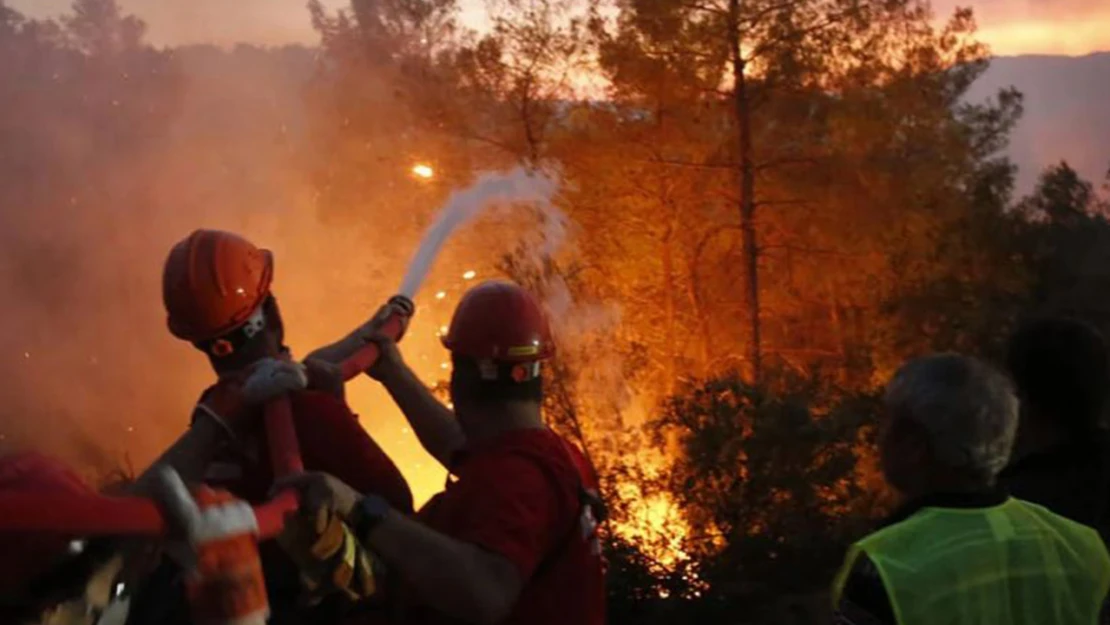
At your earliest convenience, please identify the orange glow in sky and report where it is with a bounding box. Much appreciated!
[8,0,1109,56]
[933,0,1110,56]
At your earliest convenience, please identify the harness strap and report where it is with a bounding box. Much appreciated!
[512,438,606,579]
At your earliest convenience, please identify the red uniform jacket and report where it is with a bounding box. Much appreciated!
[395,427,606,625]
[200,388,413,514]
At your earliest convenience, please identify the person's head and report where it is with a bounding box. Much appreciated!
[1006,317,1108,437]
[0,454,127,625]
[880,354,1019,498]
[162,229,286,375]
[442,281,554,438]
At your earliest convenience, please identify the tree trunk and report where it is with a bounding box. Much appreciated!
[686,255,713,376]
[728,0,762,382]
[662,223,677,395]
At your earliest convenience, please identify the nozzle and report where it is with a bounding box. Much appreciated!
[388,294,416,317]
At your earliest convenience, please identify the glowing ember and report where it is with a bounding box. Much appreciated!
[435,291,447,299]
[412,163,434,179]
[462,270,476,280]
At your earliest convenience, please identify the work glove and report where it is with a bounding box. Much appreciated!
[240,358,308,403]
[194,358,309,442]
[362,332,406,382]
[276,504,381,605]
[153,467,269,625]
[362,299,412,344]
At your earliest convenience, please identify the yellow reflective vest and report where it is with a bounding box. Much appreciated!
[833,498,1110,625]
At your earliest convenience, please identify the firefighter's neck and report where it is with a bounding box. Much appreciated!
[461,401,544,443]
[901,469,995,502]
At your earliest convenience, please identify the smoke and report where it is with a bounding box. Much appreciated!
[0,3,593,502]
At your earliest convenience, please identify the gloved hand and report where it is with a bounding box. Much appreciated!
[153,467,268,625]
[195,358,308,442]
[362,333,406,382]
[361,299,412,344]
[277,504,381,604]
[240,358,308,404]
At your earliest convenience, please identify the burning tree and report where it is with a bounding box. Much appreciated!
[649,371,881,621]
[574,0,1024,385]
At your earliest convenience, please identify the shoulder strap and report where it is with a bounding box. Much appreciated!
[509,438,606,579]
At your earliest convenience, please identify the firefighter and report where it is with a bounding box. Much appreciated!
[0,453,130,625]
[125,229,414,624]
[832,353,1110,625]
[276,280,607,625]
[998,317,1110,542]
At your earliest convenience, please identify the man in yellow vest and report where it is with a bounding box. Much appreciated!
[832,353,1110,625]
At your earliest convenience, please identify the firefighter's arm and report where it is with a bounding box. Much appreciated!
[131,416,226,496]
[306,300,409,369]
[367,335,465,469]
[364,510,522,625]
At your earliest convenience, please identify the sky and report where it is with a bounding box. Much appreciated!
[9,0,1110,56]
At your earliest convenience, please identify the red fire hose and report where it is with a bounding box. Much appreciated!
[0,297,413,539]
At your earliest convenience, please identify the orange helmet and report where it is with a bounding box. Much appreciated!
[163,230,274,343]
[442,281,555,363]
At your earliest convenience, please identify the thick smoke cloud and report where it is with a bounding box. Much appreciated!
[0,11,433,500]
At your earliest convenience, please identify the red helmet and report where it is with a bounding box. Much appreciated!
[0,454,94,595]
[442,281,555,362]
[163,229,274,343]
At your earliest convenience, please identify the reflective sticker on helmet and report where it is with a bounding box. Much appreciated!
[507,345,540,357]
[478,360,498,380]
[510,362,541,382]
[210,339,234,358]
[241,306,267,339]
[511,364,529,382]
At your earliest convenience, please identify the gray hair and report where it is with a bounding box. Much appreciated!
[884,353,1019,479]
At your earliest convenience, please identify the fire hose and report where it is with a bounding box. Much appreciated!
[0,295,414,540]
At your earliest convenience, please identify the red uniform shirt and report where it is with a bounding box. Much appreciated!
[201,389,413,514]
[402,427,606,625]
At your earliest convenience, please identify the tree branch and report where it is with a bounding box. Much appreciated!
[754,155,823,172]
[740,0,808,27]
[744,7,860,63]
[629,156,739,171]
[681,0,728,16]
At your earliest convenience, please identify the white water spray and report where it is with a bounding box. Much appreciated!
[397,168,558,299]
